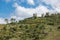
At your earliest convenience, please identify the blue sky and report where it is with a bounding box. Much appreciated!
[0,0,60,24]
[0,0,15,18]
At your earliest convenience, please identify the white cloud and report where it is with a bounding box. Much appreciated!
[10,16,17,19]
[13,3,49,19]
[27,0,35,5]
[42,0,60,12]
[5,0,11,2]
[0,18,6,24]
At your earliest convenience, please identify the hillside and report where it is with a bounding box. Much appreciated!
[19,13,60,25]
[0,13,60,40]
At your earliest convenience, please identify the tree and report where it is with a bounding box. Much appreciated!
[41,14,44,17]
[33,13,37,19]
[10,18,16,23]
[45,12,49,17]
[5,19,8,24]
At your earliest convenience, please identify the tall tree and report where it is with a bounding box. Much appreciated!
[41,14,44,17]
[45,12,49,17]
[11,18,16,22]
[33,13,37,19]
[5,19,8,24]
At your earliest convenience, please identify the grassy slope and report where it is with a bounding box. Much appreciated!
[0,24,5,29]
[0,14,60,40]
[44,25,60,40]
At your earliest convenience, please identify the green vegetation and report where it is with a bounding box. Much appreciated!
[0,13,60,40]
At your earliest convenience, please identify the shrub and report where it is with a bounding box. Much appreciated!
[57,26,60,30]
[47,22,54,25]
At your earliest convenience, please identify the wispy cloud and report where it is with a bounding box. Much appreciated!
[42,0,60,12]
[27,0,35,5]
[4,0,11,3]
